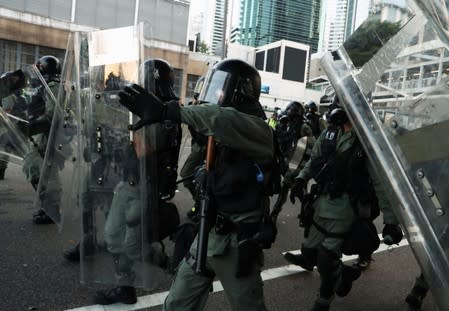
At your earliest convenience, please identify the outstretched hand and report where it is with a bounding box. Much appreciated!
[119,84,165,130]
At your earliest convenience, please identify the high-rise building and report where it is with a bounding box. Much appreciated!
[230,27,241,43]
[319,0,369,52]
[320,0,348,52]
[202,0,227,57]
[238,0,322,53]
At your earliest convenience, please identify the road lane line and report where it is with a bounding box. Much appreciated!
[65,237,409,311]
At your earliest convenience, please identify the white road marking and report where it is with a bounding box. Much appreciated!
[65,236,409,311]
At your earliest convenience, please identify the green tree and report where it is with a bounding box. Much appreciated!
[198,41,210,54]
[344,20,402,68]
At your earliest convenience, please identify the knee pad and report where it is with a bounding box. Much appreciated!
[317,247,342,299]
[317,247,340,276]
[301,246,318,266]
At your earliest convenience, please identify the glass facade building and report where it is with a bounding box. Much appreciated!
[239,0,322,53]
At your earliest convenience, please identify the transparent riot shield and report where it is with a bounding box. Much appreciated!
[321,1,449,309]
[33,32,86,228]
[0,107,29,166]
[79,24,172,289]
[12,64,62,222]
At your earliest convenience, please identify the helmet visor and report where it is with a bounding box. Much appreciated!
[193,76,205,95]
[199,69,234,106]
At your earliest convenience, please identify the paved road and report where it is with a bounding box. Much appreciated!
[0,164,438,311]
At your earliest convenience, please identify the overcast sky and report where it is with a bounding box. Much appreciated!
[189,0,240,28]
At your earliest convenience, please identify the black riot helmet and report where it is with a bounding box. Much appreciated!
[0,71,12,79]
[284,101,304,119]
[142,58,178,101]
[328,95,341,112]
[328,107,349,126]
[36,55,61,82]
[199,59,266,119]
[305,100,317,113]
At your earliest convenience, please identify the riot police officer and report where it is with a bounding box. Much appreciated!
[270,101,314,223]
[0,69,25,99]
[286,100,402,311]
[119,58,278,310]
[0,71,27,179]
[21,55,62,224]
[92,58,182,305]
[304,100,326,138]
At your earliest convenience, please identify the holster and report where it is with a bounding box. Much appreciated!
[299,184,319,236]
[236,222,260,278]
[236,238,261,278]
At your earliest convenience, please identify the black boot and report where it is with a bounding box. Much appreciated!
[311,300,330,311]
[335,265,362,297]
[63,244,81,261]
[316,248,341,307]
[405,284,427,310]
[284,253,314,271]
[0,168,5,180]
[63,239,96,262]
[32,209,54,224]
[93,286,137,305]
[284,247,317,271]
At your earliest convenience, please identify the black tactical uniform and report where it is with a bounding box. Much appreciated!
[270,101,314,222]
[287,105,402,311]
[119,59,278,311]
[92,58,182,305]
[304,100,326,138]
[22,56,62,224]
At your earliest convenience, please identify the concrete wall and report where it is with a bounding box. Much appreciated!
[0,17,69,50]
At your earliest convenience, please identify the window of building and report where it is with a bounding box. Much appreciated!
[0,40,18,73]
[20,43,36,68]
[0,40,66,74]
[266,47,280,73]
[173,68,183,96]
[282,47,307,82]
[186,74,200,101]
[255,51,265,70]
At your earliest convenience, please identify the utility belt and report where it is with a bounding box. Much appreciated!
[316,181,348,200]
[214,213,259,237]
[187,213,276,279]
[311,219,349,239]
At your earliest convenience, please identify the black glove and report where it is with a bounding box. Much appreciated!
[382,224,403,245]
[119,84,166,130]
[253,216,277,249]
[16,121,29,136]
[27,119,51,137]
[290,177,306,204]
[0,70,25,99]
